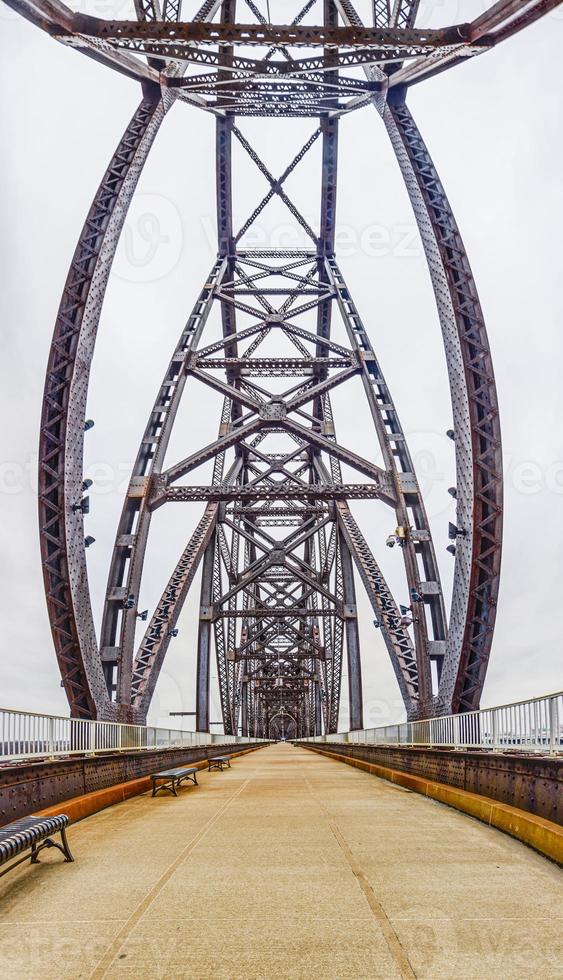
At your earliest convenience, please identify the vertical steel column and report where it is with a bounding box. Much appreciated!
[339,530,363,730]
[241,679,249,737]
[196,536,216,731]
[314,678,322,734]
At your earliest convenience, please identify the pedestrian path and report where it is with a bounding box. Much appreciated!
[0,743,561,978]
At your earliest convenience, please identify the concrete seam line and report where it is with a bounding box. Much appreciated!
[89,774,253,980]
[301,768,417,980]
[304,746,563,865]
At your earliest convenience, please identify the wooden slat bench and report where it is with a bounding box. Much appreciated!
[0,815,74,878]
[151,767,199,797]
[207,755,231,772]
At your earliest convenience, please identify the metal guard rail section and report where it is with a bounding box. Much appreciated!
[0,707,268,762]
[301,691,563,754]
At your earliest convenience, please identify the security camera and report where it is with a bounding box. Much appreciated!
[386,534,396,548]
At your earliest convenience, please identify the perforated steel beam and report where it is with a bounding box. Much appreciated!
[381,93,502,713]
[38,93,166,721]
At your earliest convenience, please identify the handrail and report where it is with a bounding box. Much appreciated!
[2,691,561,759]
[300,691,563,754]
[0,707,268,762]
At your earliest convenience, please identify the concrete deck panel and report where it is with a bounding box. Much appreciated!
[0,744,561,979]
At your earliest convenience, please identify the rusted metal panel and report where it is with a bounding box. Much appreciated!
[0,744,263,826]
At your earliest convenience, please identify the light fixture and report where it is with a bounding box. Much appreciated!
[446,544,456,556]
[136,609,148,621]
[84,419,95,431]
[168,628,179,638]
[386,534,396,548]
[447,486,457,498]
[399,604,410,615]
[410,588,422,603]
[84,535,95,548]
[124,593,135,609]
[446,429,455,441]
[72,495,90,514]
[82,478,93,491]
[373,619,380,629]
[449,522,467,539]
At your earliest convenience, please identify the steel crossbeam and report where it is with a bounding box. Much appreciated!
[25,0,556,734]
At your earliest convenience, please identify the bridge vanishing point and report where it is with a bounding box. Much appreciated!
[1,1,562,977]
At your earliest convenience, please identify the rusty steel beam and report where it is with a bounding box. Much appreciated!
[69,16,472,49]
[3,0,161,84]
[38,94,167,721]
[382,93,503,714]
[469,0,563,41]
[389,0,563,88]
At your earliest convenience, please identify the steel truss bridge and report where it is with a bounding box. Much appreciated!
[8,0,558,739]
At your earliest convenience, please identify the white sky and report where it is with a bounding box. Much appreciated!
[0,1,562,728]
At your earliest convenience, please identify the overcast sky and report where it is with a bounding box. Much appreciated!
[0,0,562,728]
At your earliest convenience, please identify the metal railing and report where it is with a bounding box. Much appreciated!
[302,691,563,754]
[0,707,267,763]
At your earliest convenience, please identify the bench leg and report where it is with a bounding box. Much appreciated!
[30,830,74,865]
[152,781,176,797]
[59,826,75,863]
[177,774,198,789]
[226,759,231,768]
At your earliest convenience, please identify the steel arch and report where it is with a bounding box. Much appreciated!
[38,93,167,721]
[11,0,550,731]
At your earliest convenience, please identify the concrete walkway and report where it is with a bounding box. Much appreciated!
[0,743,561,979]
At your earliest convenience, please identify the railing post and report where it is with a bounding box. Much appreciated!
[549,697,559,755]
[533,699,539,751]
[48,716,55,759]
[453,714,461,751]
[492,709,499,751]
